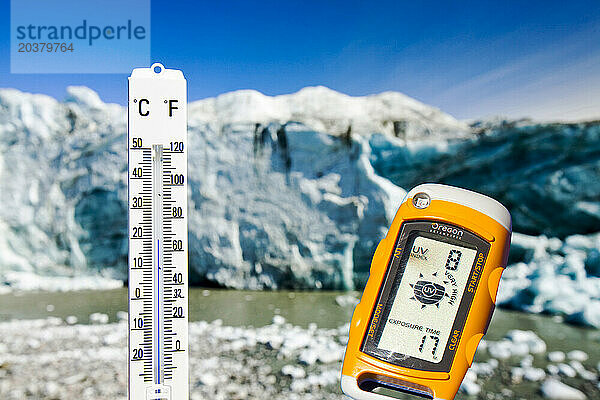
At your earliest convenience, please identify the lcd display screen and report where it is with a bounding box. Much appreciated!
[374,235,477,363]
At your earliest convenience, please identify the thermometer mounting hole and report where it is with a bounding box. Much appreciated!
[152,63,164,74]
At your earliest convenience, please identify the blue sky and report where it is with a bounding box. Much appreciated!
[0,0,599,121]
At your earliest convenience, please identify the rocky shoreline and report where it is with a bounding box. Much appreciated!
[0,315,598,399]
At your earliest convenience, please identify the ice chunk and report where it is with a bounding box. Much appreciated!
[557,363,577,378]
[567,350,589,362]
[89,313,109,324]
[523,367,546,382]
[548,351,566,363]
[505,330,547,354]
[281,364,306,379]
[335,294,359,307]
[540,379,586,400]
[459,380,481,395]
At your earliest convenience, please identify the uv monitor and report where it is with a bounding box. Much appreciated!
[341,184,511,400]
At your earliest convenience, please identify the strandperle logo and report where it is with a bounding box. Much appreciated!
[15,20,147,46]
[10,0,150,73]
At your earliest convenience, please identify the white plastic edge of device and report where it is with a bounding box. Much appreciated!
[341,375,445,400]
[405,183,512,232]
[130,62,184,80]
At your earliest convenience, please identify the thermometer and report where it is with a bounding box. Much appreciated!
[128,63,188,400]
[341,183,511,400]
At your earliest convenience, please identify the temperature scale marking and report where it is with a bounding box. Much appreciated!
[128,64,188,400]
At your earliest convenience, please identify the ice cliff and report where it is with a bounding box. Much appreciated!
[0,86,598,327]
[370,119,600,237]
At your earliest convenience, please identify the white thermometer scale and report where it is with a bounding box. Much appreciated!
[128,63,188,400]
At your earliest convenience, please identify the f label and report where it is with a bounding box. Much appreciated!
[168,100,178,117]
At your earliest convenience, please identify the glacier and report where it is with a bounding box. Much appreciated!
[369,119,600,238]
[0,86,599,327]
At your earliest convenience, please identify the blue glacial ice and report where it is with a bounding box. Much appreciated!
[0,86,599,327]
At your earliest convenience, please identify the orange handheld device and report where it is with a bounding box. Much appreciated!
[341,183,511,400]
